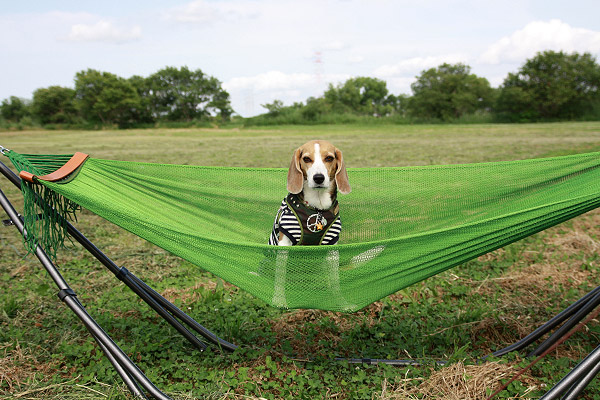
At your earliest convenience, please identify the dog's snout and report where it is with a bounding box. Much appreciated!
[313,174,325,184]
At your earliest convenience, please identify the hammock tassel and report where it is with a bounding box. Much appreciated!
[5,150,83,260]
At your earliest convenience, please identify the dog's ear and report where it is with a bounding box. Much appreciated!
[287,147,304,194]
[335,148,351,194]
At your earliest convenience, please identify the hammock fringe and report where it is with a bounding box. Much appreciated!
[6,150,81,260]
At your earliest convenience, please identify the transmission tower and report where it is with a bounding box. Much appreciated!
[314,50,324,88]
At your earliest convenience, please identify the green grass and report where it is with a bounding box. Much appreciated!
[1,122,600,399]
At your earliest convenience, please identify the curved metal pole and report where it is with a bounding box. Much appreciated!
[0,186,172,400]
[561,355,600,400]
[529,291,600,357]
[539,344,600,400]
[486,285,600,359]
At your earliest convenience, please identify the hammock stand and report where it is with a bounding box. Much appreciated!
[1,148,600,399]
[0,158,235,400]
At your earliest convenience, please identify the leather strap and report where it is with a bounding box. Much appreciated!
[19,152,89,183]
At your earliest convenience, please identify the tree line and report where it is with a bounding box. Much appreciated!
[0,66,233,128]
[254,50,600,125]
[2,51,600,129]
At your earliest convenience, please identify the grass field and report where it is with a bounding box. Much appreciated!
[1,122,600,399]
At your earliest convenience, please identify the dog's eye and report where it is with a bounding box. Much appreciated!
[324,156,334,162]
[302,157,312,163]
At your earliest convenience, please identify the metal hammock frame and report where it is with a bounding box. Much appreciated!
[0,154,598,400]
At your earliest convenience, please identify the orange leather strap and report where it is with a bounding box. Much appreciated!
[19,152,89,183]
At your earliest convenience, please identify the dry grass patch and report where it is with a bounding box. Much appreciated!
[466,263,597,352]
[483,262,589,301]
[442,211,600,354]
[482,211,598,300]
[161,280,219,303]
[268,303,384,357]
[547,230,599,256]
[378,361,539,400]
[543,210,600,257]
[271,302,383,334]
[269,309,354,355]
[0,343,57,396]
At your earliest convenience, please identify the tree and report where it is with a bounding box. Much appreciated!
[1,96,31,122]
[128,75,155,124]
[261,99,285,117]
[302,97,330,121]
[146,66,233,121]
[382,93,410,116]
[324,77,392,116]
[208,87,234,121]
[74,69,141,126]
[32,86,77,124]
[408,63,493,121]
[496,51,600,121]
[494,86,537,122]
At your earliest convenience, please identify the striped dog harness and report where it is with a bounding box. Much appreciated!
[269,193,341,246]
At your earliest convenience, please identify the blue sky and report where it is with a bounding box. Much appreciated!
[1,0,599,116]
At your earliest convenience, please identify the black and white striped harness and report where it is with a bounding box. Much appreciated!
[269,193,341,246]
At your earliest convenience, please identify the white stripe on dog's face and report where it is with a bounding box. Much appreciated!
[306,142,330,189]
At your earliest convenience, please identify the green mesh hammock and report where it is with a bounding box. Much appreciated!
[5,150,600,312]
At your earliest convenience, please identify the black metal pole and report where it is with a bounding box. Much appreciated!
[335,358,447,366]
[62,294,172,400]
[528,291,600,357]
[112,267,209,352]
[0,158,237,352]
[0,158,20,187]
[561,353,600,400]
[126,273,237,351]
[92,333,149,399]
[0,185,172,400]
[539,344,600,400]
[70,228,235,351]
[487,285,600,358]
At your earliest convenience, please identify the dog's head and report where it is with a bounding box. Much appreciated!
[287,140,351,195]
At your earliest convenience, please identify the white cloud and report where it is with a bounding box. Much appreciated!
[480,19,600,64]
[166,0,218,23]
[321,40,346,51]
[224,70,352,116]
[224,70,349,92]
[65,20,142,43]
[347,55,365,64]
[487,74,506,89]
[225,71,314,92]
[385,77,416,95]
[373,54,469,77]
[165,0,257,24]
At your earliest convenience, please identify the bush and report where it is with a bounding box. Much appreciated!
[495,51,600,121]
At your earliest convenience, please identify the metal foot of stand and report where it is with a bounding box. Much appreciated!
[485,284,600,399]
[0,160,237,398]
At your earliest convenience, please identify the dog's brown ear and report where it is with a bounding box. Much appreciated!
[335,148,351,194]
[287,148,304,194]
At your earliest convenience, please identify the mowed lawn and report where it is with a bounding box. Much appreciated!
[1,122,600,399]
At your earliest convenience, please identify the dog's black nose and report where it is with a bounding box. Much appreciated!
[313,174,325,184]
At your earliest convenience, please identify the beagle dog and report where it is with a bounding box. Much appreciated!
[266,141,383,309]
[269,140,351,246]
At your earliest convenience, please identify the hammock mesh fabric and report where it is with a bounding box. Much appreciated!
[6,150,600,312]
